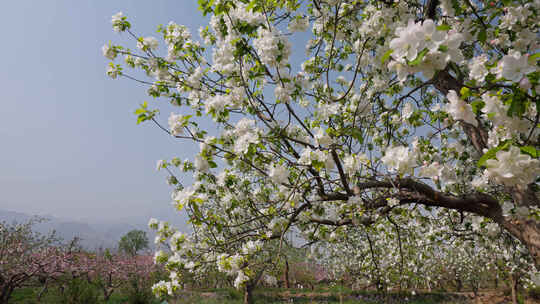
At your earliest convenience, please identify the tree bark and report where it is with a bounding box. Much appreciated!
[243,284,253,304]
[0,285,13,304]
[284,259,290,289]
[510,273,519,304]
[503,218,540,269]
[355,177,540,269]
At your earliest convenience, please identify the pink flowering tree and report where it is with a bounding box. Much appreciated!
[0,219,70,304]
[103,0,540,301]
[71,250,157,301]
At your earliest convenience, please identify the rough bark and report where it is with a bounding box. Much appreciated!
[353,177,540,269]
[430,59,540,270]
[243,284,253,304]
[510,273,519,304]
[284,259,290,289]
[503,218,540,268]
[0,285,13,304]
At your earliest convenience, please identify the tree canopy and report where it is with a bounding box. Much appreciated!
[103,0,540,300]
[118,229,149,256]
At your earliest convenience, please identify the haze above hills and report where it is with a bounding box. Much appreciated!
[0,209,187,250]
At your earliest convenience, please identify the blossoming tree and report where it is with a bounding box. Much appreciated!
[103,0,539,300]
[0,219,68,304]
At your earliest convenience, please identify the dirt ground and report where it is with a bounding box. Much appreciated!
[460,290,540,304]
[173,289,540,303]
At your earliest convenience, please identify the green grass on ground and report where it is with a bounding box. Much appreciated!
[171,288,471,304]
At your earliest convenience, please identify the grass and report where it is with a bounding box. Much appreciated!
[11,285,515,304]
[9,285,161,304]
[168,288,471,304]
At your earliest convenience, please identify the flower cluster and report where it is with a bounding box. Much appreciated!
[381,146,416,175]
[444,90,477,127]
[485,146,540,187]
[491,50,535,82]
[253,27,292,67]
[389,19,464,80]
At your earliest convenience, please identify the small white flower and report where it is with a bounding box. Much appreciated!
[387,198,400,207]
[137,36,159,51]
[492,51,535,82]
[194,155,210,172]
[101,44,117,60]
[444,90,477,127]
[253,27,291,67]
[468,54,488,82]
[381,146,416,175]
[269,164,289,184]
[275,83,294,103]
[288,16,310,32]
[234,271,249,289]
[111,12,126,32]
[502,201,514,217]
[168,113,185,136]
[314,127,333,146]
[402,103,414,120]
[485,146,540,187]
[148,218,159,229]
[156,159,165,171]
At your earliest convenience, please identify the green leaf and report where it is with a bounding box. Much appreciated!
[438,45,448,52]
[477,141,511,167]
[507,92,527,117]
[529,52,540,63]
[137,115,148,124]
[470,100,485,115]
[436,24,451,31]
[408,48,428,66]
[520,146,539,158]
[381,49,393,65]
[460,87,470,99]
[478,29,487,43]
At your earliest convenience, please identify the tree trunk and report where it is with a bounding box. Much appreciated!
[284,259,290,289]
[503,218,540,268]
[432,61,540,270]
[0,286,13,304]
[37,283,48,302]
[103,287,113,301]
[510,273,519,304]
[243,284,253,304]
[456,278,462,292]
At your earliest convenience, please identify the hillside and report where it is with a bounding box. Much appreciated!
[0,209,181,250]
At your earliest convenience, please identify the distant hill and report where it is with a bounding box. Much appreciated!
[0,209,186,250]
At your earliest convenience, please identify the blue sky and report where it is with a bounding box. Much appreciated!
[0,1,207,222]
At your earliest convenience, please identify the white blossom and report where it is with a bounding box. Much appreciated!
[485,146,540,187]
[268,164,289,184]
[101,44,117,60]
[468,54,489,82]
[314,127,333,146]
[168,113,185,136]
[492,51,535,82]
[137,36,159,51]
[444,90,477,127]
[288,16,310,32]
[381,146,416,175]
[253,28,291,67]
[111,12,125,32]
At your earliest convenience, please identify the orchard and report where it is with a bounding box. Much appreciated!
[102,0,540,303]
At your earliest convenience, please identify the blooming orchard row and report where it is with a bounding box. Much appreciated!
[0,220,156,304]
[103,0,539,300]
